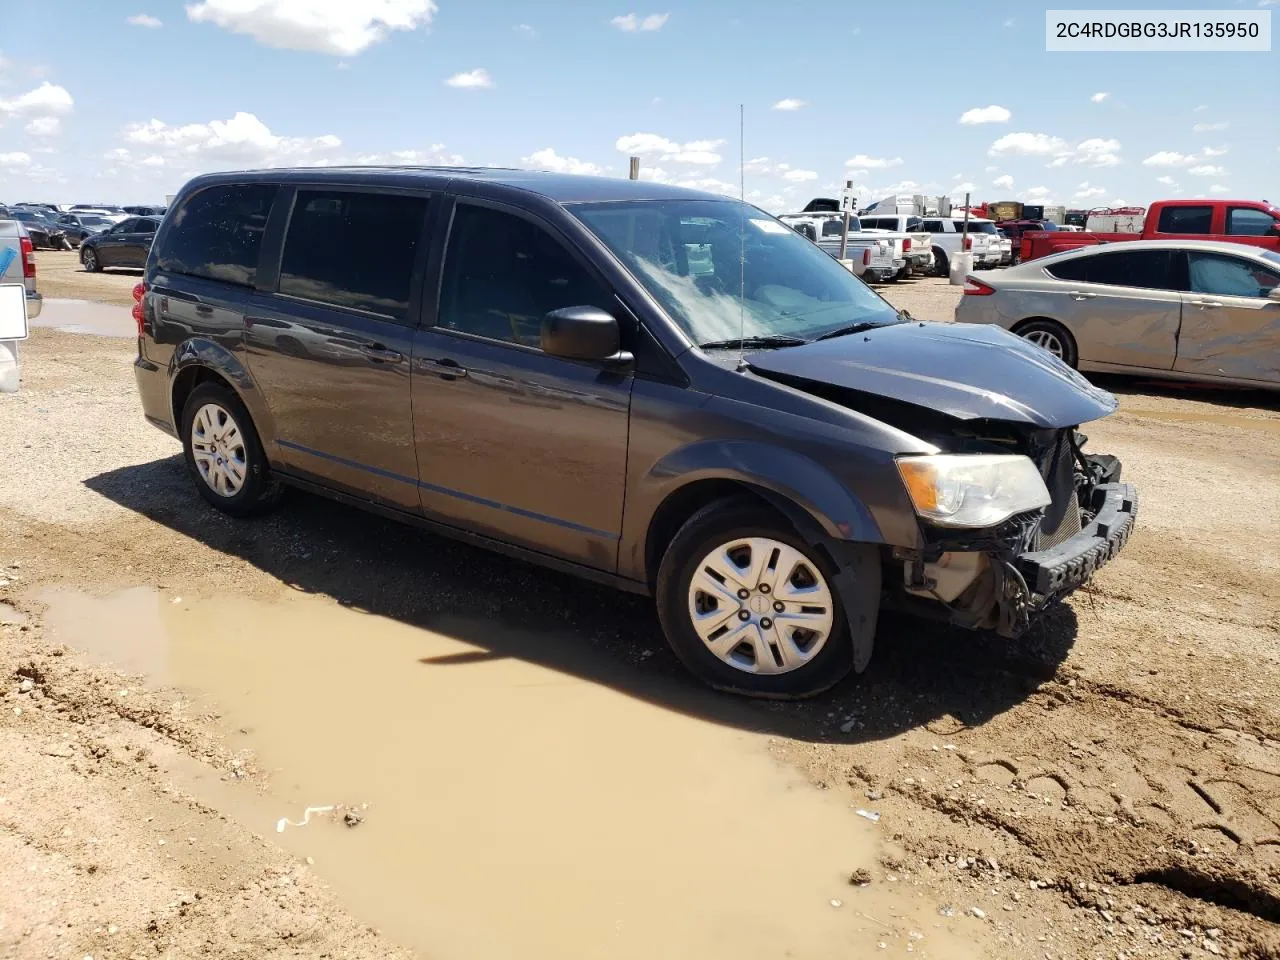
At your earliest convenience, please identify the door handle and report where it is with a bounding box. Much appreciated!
[418,357,468,379]
[361,344,405,363]
[194,303,213,316]
[1187,299,1223,309]
[1067,291,1096,301]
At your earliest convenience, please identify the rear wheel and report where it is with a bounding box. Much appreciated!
[1015,319,1078,368]
[180,382,281,517]
[81,247,101,272]
[656,500,860,698]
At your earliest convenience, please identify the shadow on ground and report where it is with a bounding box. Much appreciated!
[85,455,1079,744]
[1095,374,1280,411]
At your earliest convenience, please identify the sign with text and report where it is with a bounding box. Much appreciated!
[0,284,30,341]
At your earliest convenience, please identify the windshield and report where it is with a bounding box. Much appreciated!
[572,199,900,346]
[81,217,111,227]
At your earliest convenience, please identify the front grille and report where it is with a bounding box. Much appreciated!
[1033,430,1083,550]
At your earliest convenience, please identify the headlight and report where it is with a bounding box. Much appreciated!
[896,454,1051,528]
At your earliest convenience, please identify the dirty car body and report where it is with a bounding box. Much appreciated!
[132,168,1136,697]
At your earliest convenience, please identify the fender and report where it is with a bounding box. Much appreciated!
[168,338,279,453]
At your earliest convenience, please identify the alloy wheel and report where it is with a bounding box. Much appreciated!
[686,537,835,675]
[1022,328,1065,359]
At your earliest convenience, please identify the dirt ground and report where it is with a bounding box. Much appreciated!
[33,250,139,306]
[2,272,1279,959]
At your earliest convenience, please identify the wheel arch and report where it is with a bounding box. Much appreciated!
[168,339,277,449]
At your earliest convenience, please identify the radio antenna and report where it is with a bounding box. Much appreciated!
[736,102,747,372]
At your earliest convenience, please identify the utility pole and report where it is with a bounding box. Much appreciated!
[839,179,853,260]
[628,156,640,180]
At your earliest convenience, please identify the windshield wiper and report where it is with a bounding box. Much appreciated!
[815,316,910,341]
[698,335,808,350]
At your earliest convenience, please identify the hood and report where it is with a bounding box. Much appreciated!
[746,321,1117,428]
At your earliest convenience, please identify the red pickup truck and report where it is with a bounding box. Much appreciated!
[1020,199,1280,262]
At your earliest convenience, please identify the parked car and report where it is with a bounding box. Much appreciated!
[1020,199,1280,262]
[123,205,167,216]
[956,240,1280,389]
[80,216,161,271]
[856,214,936,276]
[7,209,71,250]
[54,213,114,248]
[778,214,902,281]
[992,228,1014,265]
[131,168,1136,698]
[919,216,1001,274]
[0,217,43,319]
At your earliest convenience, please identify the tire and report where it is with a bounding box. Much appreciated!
[655,499,859,698]
[180,381,281,517]
[933,248,949,278]
[1014,319,1078,368]
[81,247,101,273]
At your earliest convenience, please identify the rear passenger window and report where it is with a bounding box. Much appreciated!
[922,220,944,232]
[438,204,613,348]
[157,184,277,287]
[1156,205,1213,235]
[1046,250,1173,288]
[278,190,427,322]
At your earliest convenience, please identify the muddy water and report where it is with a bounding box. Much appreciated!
[40,587,984,959]
[29,298,134,337]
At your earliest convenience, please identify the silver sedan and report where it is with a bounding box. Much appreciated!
[954,239,1280,389]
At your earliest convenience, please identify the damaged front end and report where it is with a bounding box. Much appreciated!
[895,426,1138,637]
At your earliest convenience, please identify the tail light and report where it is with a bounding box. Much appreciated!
[862,248,871,266]
[902,238,912,252]
[131,281,148,335]
[963,236,973,251]
[20,237,35,278]
[963,277,996,296]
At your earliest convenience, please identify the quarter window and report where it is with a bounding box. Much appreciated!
[156,183,278,288]
[1156,205,1213,235]
[438,204,614,348]
[278,190,428,322]
[1187,253,1280,299]
[1226,207,1279,237]
[1044,256,1091,282]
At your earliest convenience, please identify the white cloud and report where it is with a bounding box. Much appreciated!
[782,168,817,183]
[24,116,60,136]
[128,13,162,28]
[1187,164,1226,176]
[1192,121,1229,133]
[671,176,737,196]
[1025,186,1052,199]
[845,153,902,169]
[959,104,1010,125]
[1209,184,1231,194]
[445,68,493,89]
[611,12,669,31]
[185,0,437,56]
[1074,182,1106,200]
[1156,175,1178,186]
[521,147,604,176]
[1090,92,1109,103]
[1193,104,1208,112]
[988,132,1067,156]
[1143,151,1196,167]
[140,155,166,167]
[1201,145,1228,157]
[772,98,805,111]
[615,132,723,166]
[1069,137,1122,167]
[743,156,774,174]
[514,23,537,37]
[992,174,1014,190]
[121,111,342,168]
[951,181,975,194]
[353,145,464,165]
[0,151,32,170]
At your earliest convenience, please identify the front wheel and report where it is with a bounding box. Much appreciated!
[656,500,862,698]
[81,247,101,272]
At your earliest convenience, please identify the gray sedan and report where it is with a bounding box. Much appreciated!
[954,240,1280,389]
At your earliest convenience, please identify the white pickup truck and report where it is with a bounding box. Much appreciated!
[857,213,936,277]
[779,213,922,282]
[778,214,899,282]
[917,216,1003,276]
[1,218,42,391]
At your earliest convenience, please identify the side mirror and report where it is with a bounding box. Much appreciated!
[1269,222,1280,236]
[541,306,631,364]
[1268,287,1280,302]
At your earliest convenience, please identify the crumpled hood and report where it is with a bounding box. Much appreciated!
[746,321,1118,427]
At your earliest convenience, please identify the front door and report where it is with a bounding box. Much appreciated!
[95,219,138,267]
[411,200,633,570]
[244,187,431,512]
[1176,250,1280,384]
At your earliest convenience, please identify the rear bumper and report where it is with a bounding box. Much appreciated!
[134,356,177,438]
[1017,482,1138,597]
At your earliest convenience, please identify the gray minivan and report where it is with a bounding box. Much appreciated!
[132,168,1136,697]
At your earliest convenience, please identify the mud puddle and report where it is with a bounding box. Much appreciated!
[29,298,133,337]
[1123,407,1280,435]
[37,586,986,959]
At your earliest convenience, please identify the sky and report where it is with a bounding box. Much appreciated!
[0,0,1277,211]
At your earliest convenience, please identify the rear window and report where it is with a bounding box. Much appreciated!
[1045,249,1174,289]
[156,183,278,287]
[1156,205,1213,235]
[954,220,997,234]
[820,218,860,236]
[277,190,428,322]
